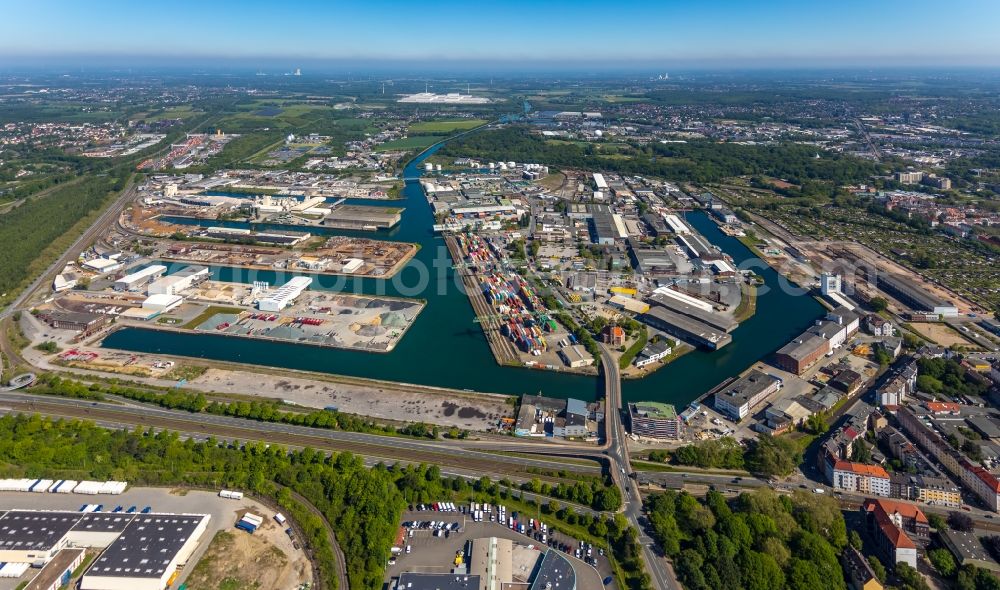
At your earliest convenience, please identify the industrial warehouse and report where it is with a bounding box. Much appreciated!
[37,258,426,354]
[875,272,959,318]
[0,510,209,590]
[321,204,403,230]
[713,369,783,421]
[773,307,861,375]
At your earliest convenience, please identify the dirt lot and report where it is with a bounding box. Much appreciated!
[909,322,982,349]
[186,525,310,590]
[194,368,514,430]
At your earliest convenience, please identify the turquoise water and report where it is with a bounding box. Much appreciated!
[103,142,822,404]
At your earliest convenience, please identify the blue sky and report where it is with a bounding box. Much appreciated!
[2,0,1000,67]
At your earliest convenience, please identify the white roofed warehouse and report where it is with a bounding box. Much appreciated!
[257,276,312,312]
[80,513,210,590]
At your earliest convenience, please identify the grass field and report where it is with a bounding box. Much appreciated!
[374,135,440,151]
[216,103,344,132]
[408,119,488,134]
[600,95,645,103]
[181,306,244,330]
[146,105,203,122]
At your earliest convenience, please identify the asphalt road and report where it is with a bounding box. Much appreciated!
[598,344,680,590]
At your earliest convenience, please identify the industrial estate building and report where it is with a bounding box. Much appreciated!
[146,265,209,296]
[558,345,594,368]
[114,265,166,292]
[322,204,402,230]
[875,273,958,317]
[773,307,860,375]
[939,529,1000,574]
[0,510,209,590]
[82,513,209,590]
[713,370,782,421]
[258,276,313,311]
[639,306,731,350]
[514,395,600,439]
[36,311,110,335]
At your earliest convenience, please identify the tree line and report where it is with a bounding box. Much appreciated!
[0,413,405,589]
[646,488,846,590]
[663,435,802,478]
[440,127,883,185]
[0,172,127,304]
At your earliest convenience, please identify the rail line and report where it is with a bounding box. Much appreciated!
[0,396,593,483]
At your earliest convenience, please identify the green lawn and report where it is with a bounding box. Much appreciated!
[408,119,488,134]
[181,306,245,329]
[374,136,440,152]
[147,105,203,121]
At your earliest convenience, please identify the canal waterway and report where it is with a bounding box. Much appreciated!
[103,142,823,406]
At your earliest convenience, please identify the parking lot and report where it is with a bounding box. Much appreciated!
[386,505,609,590]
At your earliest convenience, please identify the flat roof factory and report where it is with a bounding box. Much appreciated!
[876,272,958,316]
[323,204,403,229]
[258,276,312,311]
[714,370,782,421]
[114,265,166,291]
[649,288,738,332]
[638,306,732,350]
[676,233,715,259]
[81,513,210,590]
[397,92,490,104]
[590,207,626,245]
[396,572,480,590]
[0,509,209,590]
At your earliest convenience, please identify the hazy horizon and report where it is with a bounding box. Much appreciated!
[3,0,1000,70]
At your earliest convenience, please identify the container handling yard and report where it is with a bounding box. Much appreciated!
[445,234,587,374]
[185,289,425,352]
[38,266,425,354]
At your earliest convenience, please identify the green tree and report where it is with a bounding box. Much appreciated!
[746,434,801,478]
[929,547,957,577]
[895,562,931,590]
[867,555,887,583]
[805,412,828,435]
[851,439,872,464]
[928,513,947,531]
[740,551,784,590]
[849,530,863,550]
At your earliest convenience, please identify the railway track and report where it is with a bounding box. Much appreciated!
[0,396,589,484]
